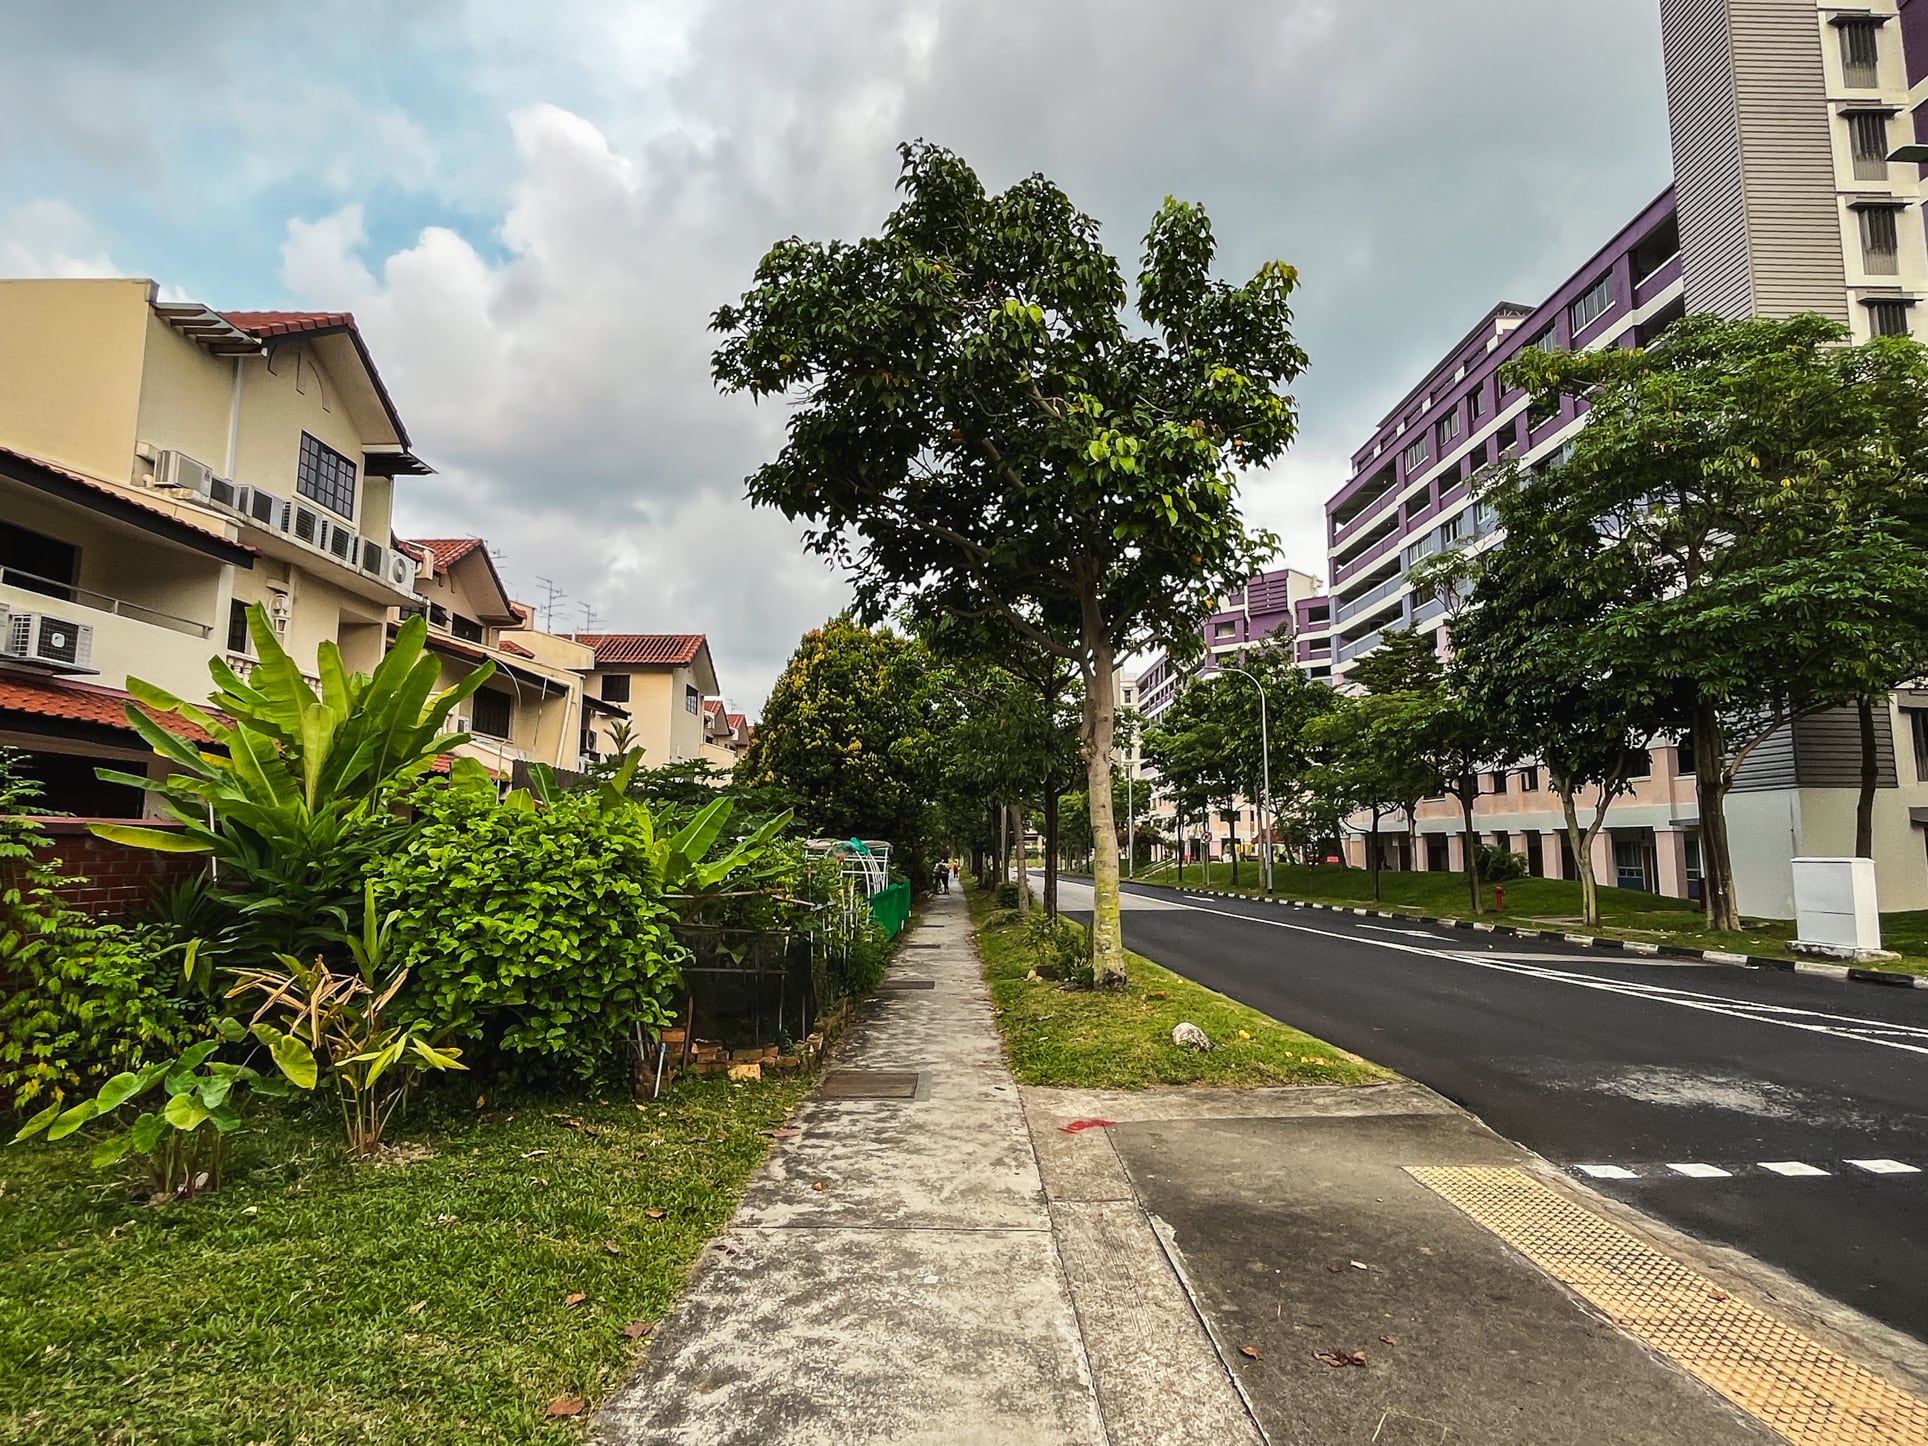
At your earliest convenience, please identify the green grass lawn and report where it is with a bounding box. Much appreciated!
[968,881,1392,1089]
[1,1075,812,1446]
[1126,859,1928,976]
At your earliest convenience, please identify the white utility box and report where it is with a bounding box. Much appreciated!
[1791,857,1884,960]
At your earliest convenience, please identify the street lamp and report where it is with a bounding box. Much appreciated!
[1218,664,1273,894]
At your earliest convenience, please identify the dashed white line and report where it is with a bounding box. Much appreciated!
[1759,1161,1830,1177]
[1666,1163,1732,1178]
[1575,1164,1640,1179]
[1847,1159,1921,1175]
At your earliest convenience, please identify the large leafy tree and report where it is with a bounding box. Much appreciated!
[736,617,952,882]
[712,143,1304,986]
[1507,314,1928,929]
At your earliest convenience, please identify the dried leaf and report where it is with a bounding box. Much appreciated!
[545,1396,586,1418]
[644,1209,667,1220]
[564,1292,587,1307]
[1327,1265,1343,1274]
[604,1242,623,1256]
[1238,1345,1261,1360]
[1315,1350,1349,1368]
[1379,1335,1397,1346]
[811,1181,828,1191]
[1709,1288,1730,1302]
[406,1300,428,1315]
[620,1321,648,1340]
[771,1127,801,1138]
[1349,1260,1369,1270]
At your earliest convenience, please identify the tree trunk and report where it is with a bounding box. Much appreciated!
[1557,783,1601,929]
[1013,803,1031,913]
[1044,790,1060,920]
[1228,809,1239,889]
[1175,807,1185,886]
[1369,809,1383,901]
[1080,617,1127,988]
[1692,699,1742,932]
[1459,780,1483,915]
[1856,696,1878,859]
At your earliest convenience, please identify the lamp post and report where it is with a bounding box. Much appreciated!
[1219,664,1273,894]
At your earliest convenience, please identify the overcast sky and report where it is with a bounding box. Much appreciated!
[1,1,1673,715]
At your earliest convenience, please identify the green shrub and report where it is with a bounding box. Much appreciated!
[1023,910,1094,988]
[1474,845,1529,883]
[994,881,1022,909]
[374,782,685,1081]
[0,751,201,1111]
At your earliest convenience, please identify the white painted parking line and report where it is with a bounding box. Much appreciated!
[1666,1163,1732,1178]
[1575,1164,1640,1179]
[1759,1162,1830,1177]
[1846,1159,1921,1174]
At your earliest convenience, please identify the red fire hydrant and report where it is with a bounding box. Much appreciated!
[1494,884,1506,912]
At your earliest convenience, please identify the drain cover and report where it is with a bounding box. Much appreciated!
[880,979,935,990]
[820,1069,920,1099]
[904,942,939,949]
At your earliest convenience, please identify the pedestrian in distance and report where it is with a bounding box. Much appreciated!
[933,860,951,894]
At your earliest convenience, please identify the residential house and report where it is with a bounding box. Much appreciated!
[0,278,429,814]
[563,634,722,768]
[700,700,749,771]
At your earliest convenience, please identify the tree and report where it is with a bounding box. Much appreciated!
[1507,314,1928,929]
[712,143,1304,986]
[736,618,952,883]
[1308,687,1441,901]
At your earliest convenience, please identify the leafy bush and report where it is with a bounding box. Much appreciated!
[0,750,201,1111]
[1474,845,1529,883]
[1023,910,1094,988]
[994,881,1022,909]
[374,779,685,1081]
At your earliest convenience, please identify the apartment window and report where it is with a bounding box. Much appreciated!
[0,521,78,601]
[685,684,701,714]
[1489,770,1509,795]
[1676,735,1696,777]
[1468,383,1486,421]
[602,673,631,703]
[1625,747,1652,780]
[1614,837,1650,892]
[296,432,357,519]
[452,614,484,644]
[1521,766,1540,792]
[1840,19,1880,87]
[1861,206,1901,275]
[1866,299,1912,337]
[1437,409,1461,450]
[1849,111,1891,182]
[1910,710,1928,779]
[1402,438,1428,473]
[1684,835,1703,902]
[227,599,251,655]
[472,688,513,740]
[1214,619,1237,640]
[1630,212,1681,285]
[1569,273,1615,333]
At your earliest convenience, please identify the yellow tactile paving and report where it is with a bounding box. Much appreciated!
[1407,1166,1928,1445]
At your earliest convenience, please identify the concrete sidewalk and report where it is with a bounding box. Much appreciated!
[595,888,1928,1445]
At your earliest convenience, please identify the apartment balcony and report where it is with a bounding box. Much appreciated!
[0,572,219,700]
[1334,571,1408,626]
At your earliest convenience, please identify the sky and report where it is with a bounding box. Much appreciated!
[0,1,1675,716]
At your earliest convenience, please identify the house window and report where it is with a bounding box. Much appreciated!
[1437,410,1461,450]
[296,432,357,519]
[1614,837,1650,893]
[685,684,701,714]
[1910,710,1928,780]
[1860,207,1900,275]
[1402,438,1428,473]
[1675,736,1696,777]
[452,615,484,644]
[1684,835,1703,902]
[227,599,251,654]
[0,521,78,601]
[1867,299,1912,337]
[1849,111,1891,182]
[602,673,631,703]
[1840,19,1880,87]
[472,688,513,740]
[1569,274,1614,333]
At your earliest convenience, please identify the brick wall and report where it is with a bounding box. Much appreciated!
[28,819,208,916]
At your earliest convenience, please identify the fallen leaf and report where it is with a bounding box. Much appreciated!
[1327,1265,1344,1274]
[1237,1030,1252,1040]
[644,1209,667,1220]
[1238,1345,1262,1360]
[1315,1349,1369,1369]
[242,1205,259,1216]
[545,1396,586,1418]
[1709,1289,1730,1302]
[1418,1246,1434,1256]
[1350,1260,1370,1270]
[406,1300,428,1315]
[475,1094,487,1109]
[564,1292,587,1307]
[604,1242,623,1256]
[811,1181,828,1191]
[620,1321,648,1340]
[1379,1335,1397,1346]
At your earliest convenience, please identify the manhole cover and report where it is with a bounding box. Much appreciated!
[820,1070,921,1099]
[880,979,935,990]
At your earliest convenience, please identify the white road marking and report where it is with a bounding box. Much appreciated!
[1667,1163,1732,1178]
[1759,1161,1830,1177]
[1846,1159,1921,1174]
[1100,888,1928,1060]
[1361,924,1448,939]
[1575,1164,1640,1179]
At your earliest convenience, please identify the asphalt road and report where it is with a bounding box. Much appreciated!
[1053,878,1928,1344]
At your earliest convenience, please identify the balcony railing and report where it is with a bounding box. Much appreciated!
[0,566,211,638]
[1334,572,1407,625]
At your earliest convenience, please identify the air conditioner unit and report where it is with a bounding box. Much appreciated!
[205,475,240,510]
[156,450,216,495]
[236,485,288,531]
[359,538,386,577]
[324,522,357,564]
[445,714,472,736]
[387,551,419,591]
[4,612,94,670]
[287,502,324,547]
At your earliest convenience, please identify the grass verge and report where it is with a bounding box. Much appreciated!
[968,881,1392,1089]
[1126,859,1928,977]
[0,1074,812,1446]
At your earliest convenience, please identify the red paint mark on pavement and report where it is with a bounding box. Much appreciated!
[1059,1119,1117,1134]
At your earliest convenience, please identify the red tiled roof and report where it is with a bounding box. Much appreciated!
[702,699,722,720]
[566,633,707,667]
[219,311,354,339]
[407,537,487,570]
[726,712,746,732]
[0,671,215,744]
[498,639,534,658]
[0,445,257,563]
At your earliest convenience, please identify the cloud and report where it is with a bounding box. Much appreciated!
[5,0,1673,711]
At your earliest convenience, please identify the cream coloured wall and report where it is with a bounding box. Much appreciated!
[132,308,237,476]
[0,278,153,481]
